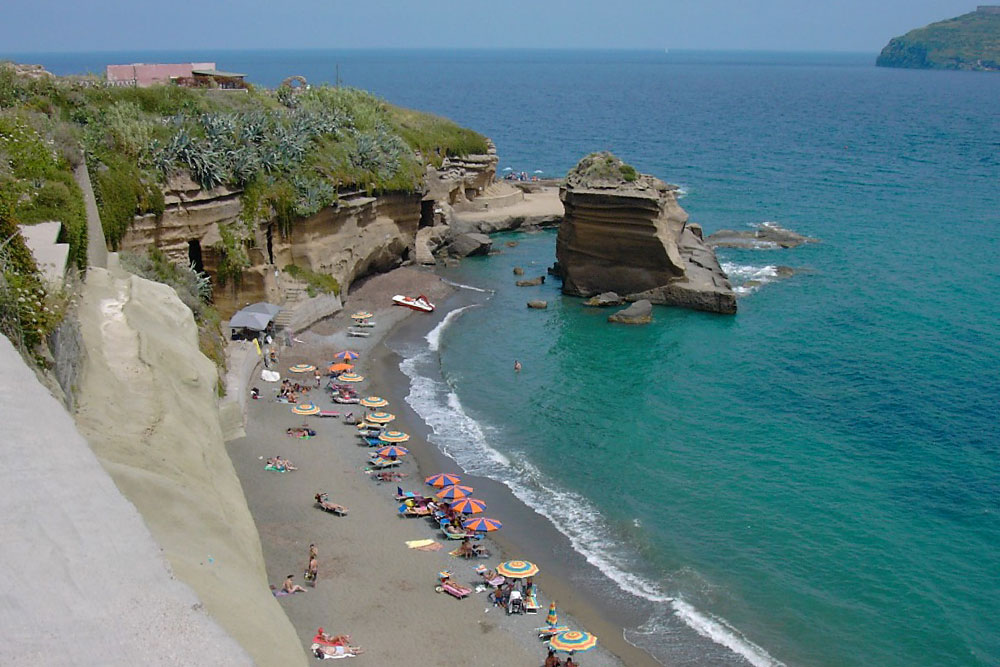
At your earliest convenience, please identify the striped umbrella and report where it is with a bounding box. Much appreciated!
[376,445,409,458]
[462,516,502,532]
[545,601,558,627]
[334,350,360,361]
[350,311,373,320]
[338,373,365,383]
[497,560,539,578]
[425,473,461,488]
[549,630,597,653]
[437,484,474,500]
[328,363,354,373]
[291,402,320,415]
[360,396,388,408]
[366,411,395,424]
[450,497,487,514]
[378,430,410,443]
[288,363,315,373]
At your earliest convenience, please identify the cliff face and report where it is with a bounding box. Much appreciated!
[556,153,736,314]
[877,8,1000,70]
[73,265,306,666]
[120,154,497,316]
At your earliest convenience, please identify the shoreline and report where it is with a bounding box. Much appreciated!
[372,286,664,667]
[225,266,637,665]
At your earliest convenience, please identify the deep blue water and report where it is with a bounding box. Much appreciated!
[19,50,1000,666]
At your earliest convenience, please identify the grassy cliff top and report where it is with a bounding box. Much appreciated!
[876,9,1000,70]
[0,64,490,254]
[565,152,639,189]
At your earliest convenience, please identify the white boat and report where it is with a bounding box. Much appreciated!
[392,294,435,313]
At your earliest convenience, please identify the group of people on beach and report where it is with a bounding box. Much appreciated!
[545,649,579,667]
[278,379,310,403]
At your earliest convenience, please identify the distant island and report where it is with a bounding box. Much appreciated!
[877,5,1000,70]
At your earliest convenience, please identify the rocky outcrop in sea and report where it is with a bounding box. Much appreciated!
[555,153,736,314]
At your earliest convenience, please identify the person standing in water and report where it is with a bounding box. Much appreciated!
[514,360,522,372]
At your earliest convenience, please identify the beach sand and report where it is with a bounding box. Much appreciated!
[227,267,637,666]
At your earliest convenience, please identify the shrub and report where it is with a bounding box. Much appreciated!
[283,263,340,295]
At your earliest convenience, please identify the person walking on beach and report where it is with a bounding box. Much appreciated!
[314,368,321,388]
[514,360,522,372]
[306,555,318,586]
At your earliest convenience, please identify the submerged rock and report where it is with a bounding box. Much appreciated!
[608,300,652,324]
[556,152,736,314]
[516,276,545,287]
[583,292,625,307]
[513,266,524,276]
[527,300,548,309]
[705,223,818,249]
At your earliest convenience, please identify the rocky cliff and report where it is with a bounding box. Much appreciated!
[73,264,306,666]
[877,7,1000,71]
[556,153,736,314]
[121,153,498,316]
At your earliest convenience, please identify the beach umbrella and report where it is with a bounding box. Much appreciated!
[366,411,395,424]
[334,350,360,361]
[497,560,539,578]
[328,363,354,373]
[291,402,320,415]
[549,630,598,653]
[546,601,558,627]
[338,372,365,383]
[450,497,487,514]
[437,484,474,500]
[288,363,316,373]
[425,473,461,488]
[376,445,409,458]
[351,311,373,320]
[378,430,410,443]
[360,396,388,408]
[462,516,502,532]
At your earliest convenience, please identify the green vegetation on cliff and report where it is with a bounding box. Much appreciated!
[877,8,1000,70]
[567,152,639,187]
[0,64,489,256]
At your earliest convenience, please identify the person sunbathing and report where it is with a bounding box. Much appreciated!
[373,470,406,482]
[444,523,464,535]
[315,629,352,645]
[455,537,477,558]
[314,644,364,658]
[282,575,306,594]
[545,649,562,667]
[315,493,348,514]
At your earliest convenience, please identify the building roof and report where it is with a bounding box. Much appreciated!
[191,69,246,78]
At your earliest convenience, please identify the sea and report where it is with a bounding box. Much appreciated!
[18,49,1000,666]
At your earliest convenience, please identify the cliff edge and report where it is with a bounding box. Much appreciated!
[73,264,305,666]
[877,7,1000,71]
[556,153,736,314]
[0,334,249,666]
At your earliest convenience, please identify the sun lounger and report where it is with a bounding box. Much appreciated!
[441,526,480,540]
[394,487,426,502]
[369,458,402,470]
[347,329,370,338]
[317,410,340,418]
[353,320,375,328]
[398,503,433,517]
[475,566,505,588]
[524,585,540,614]
[537,625,569,639]
[437,581,472,599]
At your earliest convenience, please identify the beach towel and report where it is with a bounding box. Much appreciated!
[310,644,355,659]
[264,465,287,472]
[261,369,280,382]
[406,539,435,549]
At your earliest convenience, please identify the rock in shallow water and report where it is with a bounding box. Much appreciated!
[448,233,492,257]
[608,300,653,324]
[527,300,548,309]
[515,276,545,287]
[583,291,625,307]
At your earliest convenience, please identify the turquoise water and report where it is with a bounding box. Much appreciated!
[27,49,1000,665]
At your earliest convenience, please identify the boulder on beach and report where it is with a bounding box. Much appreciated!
[556,152,736,314]
[527,300,548,309]
[608,299,653,324]
[448,233,492,257]
[415,225,453,265]
[516,276,545,287]
[583,292,625,307]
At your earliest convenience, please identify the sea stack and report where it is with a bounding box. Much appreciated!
[556,152,737,314]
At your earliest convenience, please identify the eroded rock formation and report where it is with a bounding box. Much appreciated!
[556,153,736,314]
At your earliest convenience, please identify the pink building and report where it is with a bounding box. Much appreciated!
[105,62,216,87]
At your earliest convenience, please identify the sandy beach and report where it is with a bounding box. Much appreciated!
[225,267,642,666]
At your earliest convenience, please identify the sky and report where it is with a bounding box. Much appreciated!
[0,0,985,53]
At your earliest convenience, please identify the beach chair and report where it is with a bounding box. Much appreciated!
[347,329,370,338]
[475,566,506,588]
[524,584,540,614]
[537,625,569,639]
[369,458,402,470]
[436,580,472,599]
[317,410,340,418]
